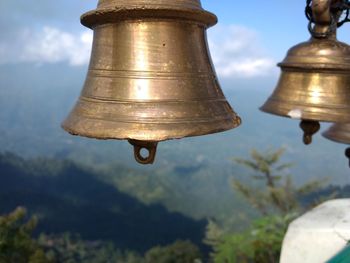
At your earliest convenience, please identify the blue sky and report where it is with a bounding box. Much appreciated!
[1,0,350,80]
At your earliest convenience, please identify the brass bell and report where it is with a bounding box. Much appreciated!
[62,0,241,164]
[260,0,350,145]
[323,123,350,145]
[323,123,350,167]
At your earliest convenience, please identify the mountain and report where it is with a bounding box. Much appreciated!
[0,152,207,253]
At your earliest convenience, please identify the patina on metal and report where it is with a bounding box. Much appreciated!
[62,0,241,164]
[323,123,350,166]
[260,0,350,145]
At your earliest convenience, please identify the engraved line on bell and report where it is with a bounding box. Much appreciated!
[87,69,216,79]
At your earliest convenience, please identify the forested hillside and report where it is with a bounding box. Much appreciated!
[1,150,349,262]
[0,152,207,253]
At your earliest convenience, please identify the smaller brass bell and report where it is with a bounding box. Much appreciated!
[323,123,350,145]
[260,0,350,145]
[323,123,350,167]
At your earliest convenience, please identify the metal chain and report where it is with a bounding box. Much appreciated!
[305,0,350,37]
[305,0,313,22]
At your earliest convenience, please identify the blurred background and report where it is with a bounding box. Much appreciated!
[1,1,350,262]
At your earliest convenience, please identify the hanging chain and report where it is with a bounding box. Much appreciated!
[305,0,350,37]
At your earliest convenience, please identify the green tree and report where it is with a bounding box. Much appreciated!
[0,207,202,263]
[203,220,224,260]
[145,240,202,263]
[38,233,144,263]
[232,148,332,217]
[0,207,50,263]
[207,148,331,263]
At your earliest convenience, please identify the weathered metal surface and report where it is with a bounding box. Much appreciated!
[62,0,241,164]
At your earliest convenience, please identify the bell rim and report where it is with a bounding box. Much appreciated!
[259,102,350,123]
[322,124,350,145]
[80,7,217,29]
[61,115,241,142]
[322,130,350,145]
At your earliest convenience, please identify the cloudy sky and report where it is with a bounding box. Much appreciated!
[1,0,350,80]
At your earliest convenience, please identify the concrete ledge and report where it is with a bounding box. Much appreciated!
[280,199,350,263]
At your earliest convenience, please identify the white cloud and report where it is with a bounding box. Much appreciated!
[208,24,277,78]
[0,26,92,66]
[0,23,276,77]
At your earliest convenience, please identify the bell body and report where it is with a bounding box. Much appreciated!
[261,37,350,123]
[323,123,350,145]
[62,0,241,163]
[323,123,350,167]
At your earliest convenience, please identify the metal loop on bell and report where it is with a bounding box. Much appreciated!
[128,140,158,165]
[308,14,337,38]
[305,0,345,38]
[300,120,321,145]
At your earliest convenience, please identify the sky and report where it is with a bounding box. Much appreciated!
[3,0,350,82]
[0,0,338,78]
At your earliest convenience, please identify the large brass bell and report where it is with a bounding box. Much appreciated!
[260,0,350,145]
[62,0,241,164]
[323,123,350,166]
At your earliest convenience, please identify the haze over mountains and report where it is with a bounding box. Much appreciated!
[0,63,348,185]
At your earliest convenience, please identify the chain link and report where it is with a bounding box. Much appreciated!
[305,0,350,37]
